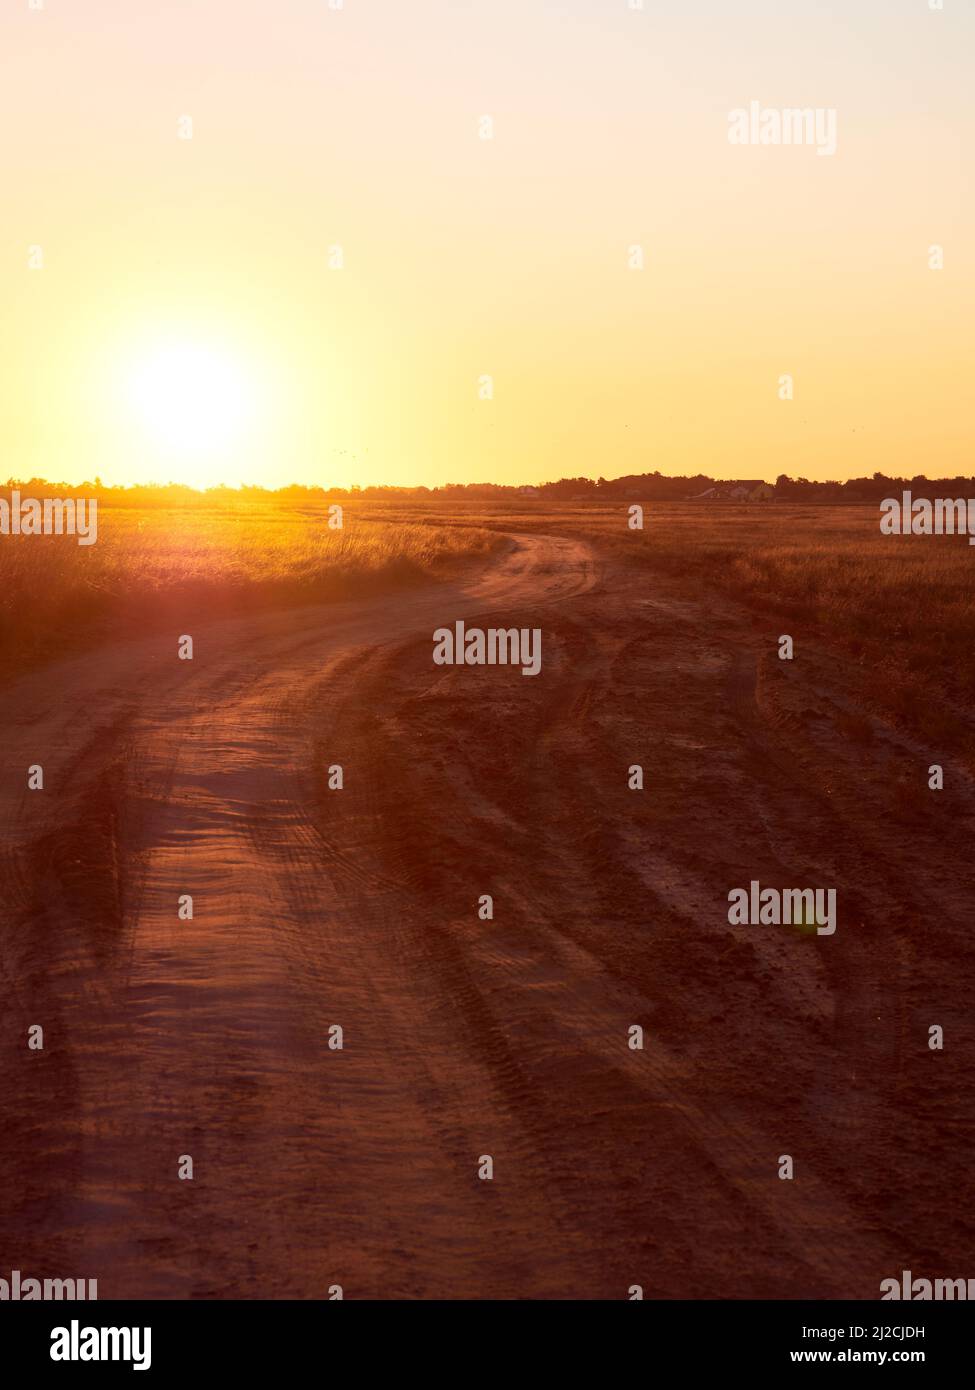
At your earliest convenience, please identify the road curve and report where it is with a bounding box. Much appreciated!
[0,532,597,1297]
[4,526,964,1300]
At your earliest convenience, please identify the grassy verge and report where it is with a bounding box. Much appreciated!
[0,499,501,678]
[392,499,975,750]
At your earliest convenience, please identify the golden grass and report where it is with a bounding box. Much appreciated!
[620,506,975,696]
[0,499,500,675]
[4,492,974,745]
[428,498,975,742]
[356,496,975,744]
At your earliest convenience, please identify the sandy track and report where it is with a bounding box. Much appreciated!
[1,528,972,1299]
[0,533,598,1297]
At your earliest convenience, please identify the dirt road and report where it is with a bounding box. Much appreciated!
[1,529,971,1298]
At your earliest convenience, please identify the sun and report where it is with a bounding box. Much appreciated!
[127,341,254,459]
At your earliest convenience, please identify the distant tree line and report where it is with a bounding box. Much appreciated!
[7,470,975,504]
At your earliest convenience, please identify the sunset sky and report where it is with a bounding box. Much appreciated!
[2,0,972,490]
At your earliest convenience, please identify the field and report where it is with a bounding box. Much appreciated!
[5,497,974,726]
[0,497,501,672]
[1,493,972,1298]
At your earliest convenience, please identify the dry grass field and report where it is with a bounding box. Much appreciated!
[4,493,972,759]
[5,492,971,695]
[0,496,501,674]
[2,489,973,1298]
[358,499,975,761]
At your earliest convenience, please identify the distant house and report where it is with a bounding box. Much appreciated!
[689,480,774,502]
[518,486,540,498]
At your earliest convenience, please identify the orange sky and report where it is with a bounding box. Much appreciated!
[2,0,972,489]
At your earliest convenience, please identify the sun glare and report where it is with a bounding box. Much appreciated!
[127,342,254,460]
